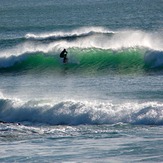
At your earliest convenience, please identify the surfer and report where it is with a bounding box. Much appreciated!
[60,49,68,63]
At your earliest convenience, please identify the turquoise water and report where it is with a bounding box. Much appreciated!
[0,0,163,162]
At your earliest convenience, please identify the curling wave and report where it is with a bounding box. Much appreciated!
[0,49,163,74]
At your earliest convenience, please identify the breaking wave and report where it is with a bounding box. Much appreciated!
[0,96,163,125]
[0,27,163,74]
[0,49,163,74]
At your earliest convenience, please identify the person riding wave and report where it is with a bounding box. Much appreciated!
[60,49,68,63]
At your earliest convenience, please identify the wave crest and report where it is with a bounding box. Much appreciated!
[25,26,114,40]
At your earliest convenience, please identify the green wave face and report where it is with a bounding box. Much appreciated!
[72,48,145,73]
[0,48,154,75]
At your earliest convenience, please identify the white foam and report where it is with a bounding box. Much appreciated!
[0,97,163,125]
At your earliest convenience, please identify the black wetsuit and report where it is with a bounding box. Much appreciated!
[60,50,68,63]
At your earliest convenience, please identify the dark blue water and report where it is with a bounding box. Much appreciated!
[0,0,162,37]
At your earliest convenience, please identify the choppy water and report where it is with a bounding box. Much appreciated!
[0,0,163,162]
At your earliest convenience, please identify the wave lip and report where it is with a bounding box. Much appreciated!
[0,97,163,125]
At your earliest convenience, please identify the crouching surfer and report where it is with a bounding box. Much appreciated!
[60,49,68,63]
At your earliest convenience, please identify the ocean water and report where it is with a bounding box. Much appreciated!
[0,0,163,162]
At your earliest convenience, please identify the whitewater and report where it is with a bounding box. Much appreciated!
[0,0,163,162]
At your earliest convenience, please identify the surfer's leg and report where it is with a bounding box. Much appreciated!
[63,57,66,63]
[63,57,68,63]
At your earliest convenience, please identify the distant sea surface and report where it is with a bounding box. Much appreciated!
[0,0,163,162]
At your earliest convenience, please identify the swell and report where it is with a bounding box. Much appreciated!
[0,97,163,125]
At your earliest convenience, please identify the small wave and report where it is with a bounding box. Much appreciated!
[25,26,114,40]
[0,97,163,125]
